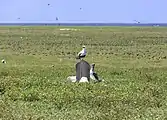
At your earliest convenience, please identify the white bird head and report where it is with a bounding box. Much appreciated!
[82,45,86,48]
[91,63,95,67]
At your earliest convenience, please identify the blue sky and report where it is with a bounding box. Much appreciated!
[0,0,166,23]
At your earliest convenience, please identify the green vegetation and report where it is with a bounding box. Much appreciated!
[0,26,167,120]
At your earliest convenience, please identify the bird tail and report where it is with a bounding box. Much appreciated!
[97,77,105,82]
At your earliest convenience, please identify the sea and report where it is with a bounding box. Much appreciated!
[0,23,166,26]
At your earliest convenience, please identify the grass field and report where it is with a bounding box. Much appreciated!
[0,26,167,120]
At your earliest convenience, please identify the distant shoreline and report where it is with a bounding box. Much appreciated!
[0,23,165,26]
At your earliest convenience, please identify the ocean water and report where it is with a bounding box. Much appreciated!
[0,23,166,26]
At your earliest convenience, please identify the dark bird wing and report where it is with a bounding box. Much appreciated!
[93,72,99,80]
[78,53,82,56]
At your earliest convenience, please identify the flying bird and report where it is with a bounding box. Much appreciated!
[76,45,87,59]
[90,63,100,82]
[134,20,140,24]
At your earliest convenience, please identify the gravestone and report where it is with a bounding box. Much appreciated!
[76,60,90,81]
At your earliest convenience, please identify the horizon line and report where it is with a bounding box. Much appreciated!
[0,22,164,24]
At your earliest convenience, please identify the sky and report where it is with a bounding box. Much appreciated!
[0,0,166,23]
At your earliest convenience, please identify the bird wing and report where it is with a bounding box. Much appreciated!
[90,74,95,80]
[93,72,99,80]
[78,49,83,56]
[78,48,86,56]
